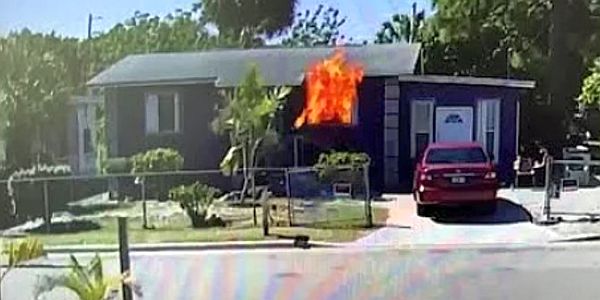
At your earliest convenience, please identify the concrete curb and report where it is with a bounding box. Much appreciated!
[44,240,343,254]
[550,234,600,243]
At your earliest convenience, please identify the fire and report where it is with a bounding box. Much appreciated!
[294,49,364,128]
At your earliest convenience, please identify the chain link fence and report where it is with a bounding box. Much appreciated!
[0,166,373,241]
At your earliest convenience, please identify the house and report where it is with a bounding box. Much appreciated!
[87,44,534,192]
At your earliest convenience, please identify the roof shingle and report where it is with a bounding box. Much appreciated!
[87,43,421,87]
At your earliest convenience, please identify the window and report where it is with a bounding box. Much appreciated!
[145,92,181,134]
[425,147,488,164]
[477,100,500,161]
[411,100,434,158]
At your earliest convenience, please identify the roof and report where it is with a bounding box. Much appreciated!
[397,75,535,89]
[88,44,422,88]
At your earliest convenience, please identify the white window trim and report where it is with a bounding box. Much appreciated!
[145,92,181,135]
[410,99,434,158]
[477,99,501,162]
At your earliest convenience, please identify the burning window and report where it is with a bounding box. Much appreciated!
[294,49,364,128]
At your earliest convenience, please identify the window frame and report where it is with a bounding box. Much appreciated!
[476,99,500,162]
[410,99,435,158]
[145,91,181,135]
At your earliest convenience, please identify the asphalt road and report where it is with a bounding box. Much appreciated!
[5,243,600,300]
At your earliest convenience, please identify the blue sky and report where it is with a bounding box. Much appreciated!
[0,0,430,42]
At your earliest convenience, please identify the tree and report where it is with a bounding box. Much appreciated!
[212,65,291,213]
[375,10,425,44]
[89,9,223,74]
[195,0,298,47]
[0,31,81,168]
[377,0,600,148]
[282,4,347,47]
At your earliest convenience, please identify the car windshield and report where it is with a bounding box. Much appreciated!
[425,147,488,164]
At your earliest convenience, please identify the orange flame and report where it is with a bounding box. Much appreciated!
[294,49,364,128]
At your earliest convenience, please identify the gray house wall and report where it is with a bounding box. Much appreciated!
[105,84,224,170]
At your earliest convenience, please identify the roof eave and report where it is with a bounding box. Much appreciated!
[87,77,218,88]
[397,75,536,89]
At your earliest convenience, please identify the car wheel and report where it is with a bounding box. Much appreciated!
[417,204,430,217]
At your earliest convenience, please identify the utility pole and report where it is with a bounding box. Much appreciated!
[87,13,102,39]
[411,2,417,43]
[88,13,93,39]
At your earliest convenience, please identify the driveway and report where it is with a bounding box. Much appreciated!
[353,193,560,247]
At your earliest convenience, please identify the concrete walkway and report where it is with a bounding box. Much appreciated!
[352,194,561,247]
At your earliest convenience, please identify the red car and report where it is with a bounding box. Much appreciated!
[413,142,499,217]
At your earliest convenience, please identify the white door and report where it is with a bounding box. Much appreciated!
[435,107,473,142]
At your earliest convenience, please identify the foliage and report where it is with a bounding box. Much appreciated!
[196,0,297,47]
[579,61,600,107]
[374,0,600,144]
[1,238,45,282]
[104,157,131,174]
[282,4,347,47]
[314,151,370,183]
[169,182,223,228]
[89,9,229,73]
[212,65,291,202]
[0,30,82,167]
[130,148,183,174]
[34,254,142,300]
[375,10,425,44]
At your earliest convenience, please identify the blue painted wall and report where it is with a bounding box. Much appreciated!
[397,82,522,188]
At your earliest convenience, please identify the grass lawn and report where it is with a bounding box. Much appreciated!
[2,199,389,246]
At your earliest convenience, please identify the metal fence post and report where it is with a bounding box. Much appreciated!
[118,217,133,300]
[262,189,269,236]
[285,168,293,226]
[141,177,148,229]
[43,181,50,233]
[363,164,373,228]
[542,156,554,223]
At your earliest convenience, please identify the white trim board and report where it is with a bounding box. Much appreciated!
[398,75,535,89]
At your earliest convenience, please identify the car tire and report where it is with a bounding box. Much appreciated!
[417,204,429,217]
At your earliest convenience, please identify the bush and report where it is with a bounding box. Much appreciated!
[104,157,131,174]
[131,148,183,201]
[130,148,183,173]
[314,151,370,184]
[169,182,224,228]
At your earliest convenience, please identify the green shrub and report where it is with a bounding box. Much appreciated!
[314,151,370,184]
[130,148,183,173]
[169,182,223,228]
[104,157,131,174]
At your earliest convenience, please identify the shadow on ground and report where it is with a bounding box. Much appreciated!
[431,198,533,225]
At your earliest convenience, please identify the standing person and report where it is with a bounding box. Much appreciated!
[533,147,549,187]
